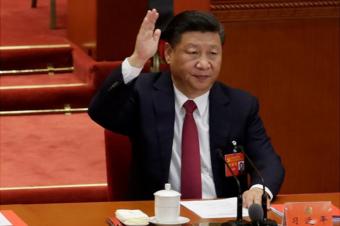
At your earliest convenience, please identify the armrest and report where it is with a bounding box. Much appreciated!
[71,43,122,89]
[71,43,96,83]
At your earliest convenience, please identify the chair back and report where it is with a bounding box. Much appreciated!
[104,130,132,200]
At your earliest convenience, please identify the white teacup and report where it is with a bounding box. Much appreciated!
[154,183,181,223]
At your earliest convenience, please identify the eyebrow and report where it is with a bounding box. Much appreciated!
[184,43,220,49]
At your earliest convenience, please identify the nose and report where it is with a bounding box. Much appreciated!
[195,56,211,70]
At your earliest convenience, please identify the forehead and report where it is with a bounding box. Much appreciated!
[176,31,222,48]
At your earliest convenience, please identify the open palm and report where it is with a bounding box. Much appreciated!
[130,9,161,68]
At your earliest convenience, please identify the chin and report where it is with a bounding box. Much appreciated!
[192,85,210,94]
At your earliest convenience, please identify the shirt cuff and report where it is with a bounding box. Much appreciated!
[250,184,273,200]
[121,58,143,84]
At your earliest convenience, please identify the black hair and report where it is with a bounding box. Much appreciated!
[161,10,225,47]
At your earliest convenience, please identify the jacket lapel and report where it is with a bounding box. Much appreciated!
[209,83,232,196]
[209,82,231,149]
[152,71,175,180]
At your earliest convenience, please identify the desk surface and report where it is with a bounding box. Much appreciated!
[0,193,339,226]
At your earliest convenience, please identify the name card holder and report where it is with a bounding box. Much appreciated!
[283,202,332,226]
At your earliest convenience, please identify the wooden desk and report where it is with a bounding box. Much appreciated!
[0,193,339,226]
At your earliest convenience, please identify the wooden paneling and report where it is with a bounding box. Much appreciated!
[96,1,147,61]
[67,0,96,56]
[211,0,340,193]
[174,0,210,13]
[67,0,147,61]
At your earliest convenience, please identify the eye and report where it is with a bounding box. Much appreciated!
[210,51,218,55]
[185,49,198,55]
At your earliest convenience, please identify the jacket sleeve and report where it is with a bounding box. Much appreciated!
[88,65,138,136]
[245,97,285,197]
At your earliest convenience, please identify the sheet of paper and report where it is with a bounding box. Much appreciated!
[0,212,12,226]
[181,197,249,218]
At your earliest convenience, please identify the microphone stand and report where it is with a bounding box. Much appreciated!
[217,149,249,226]
[232,141,277,226]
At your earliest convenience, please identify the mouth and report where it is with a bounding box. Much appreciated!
[192,74,210,82]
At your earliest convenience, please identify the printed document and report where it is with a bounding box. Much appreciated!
[181,197,249,218]
[0,212,12,226]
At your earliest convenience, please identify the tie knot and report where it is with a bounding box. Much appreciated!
[183,100,197,114]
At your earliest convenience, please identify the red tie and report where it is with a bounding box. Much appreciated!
[181,100,202,199]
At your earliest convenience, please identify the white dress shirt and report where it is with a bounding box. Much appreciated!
[168,86,217,199]
[120,58,273,199]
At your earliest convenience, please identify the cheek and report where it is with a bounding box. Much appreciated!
[181,57,199,69]
[174,53,196,63]
[212,58,222,71]
[172,58,195,71]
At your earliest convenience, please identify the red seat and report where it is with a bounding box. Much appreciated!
[104,130,132,201]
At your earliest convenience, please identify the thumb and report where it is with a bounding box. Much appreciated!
[153,29,161,42]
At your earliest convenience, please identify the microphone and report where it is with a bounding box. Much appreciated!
[248,203,277,226]
[216,149,248,226]
[231,141,277,226]
[248,203,263,226]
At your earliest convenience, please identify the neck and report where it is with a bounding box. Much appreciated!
[172,83,211,99]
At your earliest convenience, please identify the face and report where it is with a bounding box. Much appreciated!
[164,31,222,98]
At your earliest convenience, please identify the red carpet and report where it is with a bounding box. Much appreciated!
[0,0,100,112]
[0,0,68,46]
[0,113,106,187]
[0,0,109,203]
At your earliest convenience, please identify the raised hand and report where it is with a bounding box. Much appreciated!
[128,9,161,68]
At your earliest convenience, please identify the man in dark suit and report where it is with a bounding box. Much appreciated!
[88,9,284,207]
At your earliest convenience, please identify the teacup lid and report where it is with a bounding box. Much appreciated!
[154,183,181,197]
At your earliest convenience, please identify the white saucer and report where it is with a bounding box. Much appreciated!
[149,216,190,225]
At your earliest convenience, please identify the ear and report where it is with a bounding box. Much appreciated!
[164,42,173,64]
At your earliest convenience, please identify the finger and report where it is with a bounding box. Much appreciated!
[148,9,159,25]
[243,199,252,208]
[242,191,254,208]
[141,9,159,32]
[139,11,152,31]
[253,195,262,205]
[153,29,161,42]
[267,198,271,210]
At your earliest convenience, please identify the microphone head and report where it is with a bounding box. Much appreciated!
[248,203,264,222]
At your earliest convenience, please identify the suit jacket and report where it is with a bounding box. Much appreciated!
[88,65,285,200]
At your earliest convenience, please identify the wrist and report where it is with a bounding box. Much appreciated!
[128,53,147,68]
[250,184,273,200]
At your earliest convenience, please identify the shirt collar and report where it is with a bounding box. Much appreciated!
[173,84,210,116]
